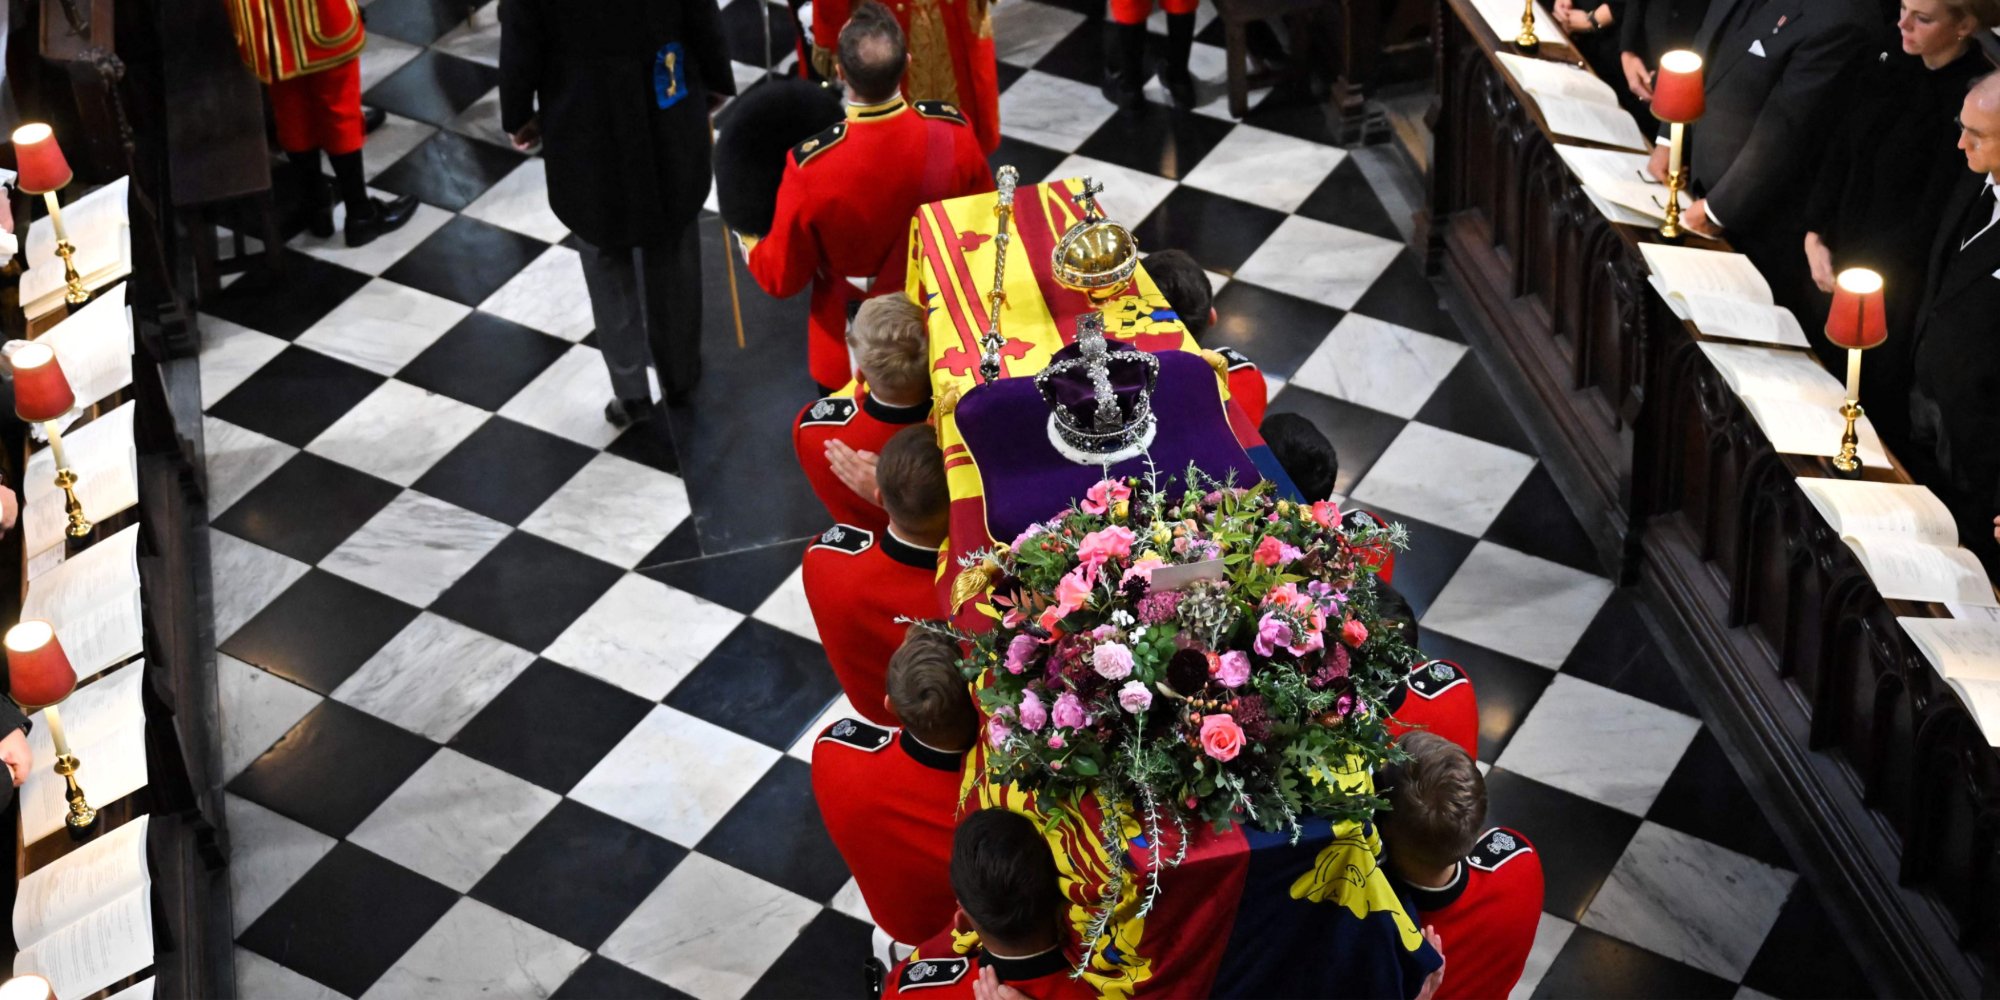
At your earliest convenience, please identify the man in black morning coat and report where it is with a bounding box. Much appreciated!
[499,0,737,423]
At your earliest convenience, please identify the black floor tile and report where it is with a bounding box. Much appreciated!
[1645,728,1791,871]
[396,310,571,410]
[664,619,842,749]
[721,0,796,66]
[1206,279,1345,378]
[473,799,688,950]
[1295,158,1403,243]
[1031,17,1107,85]
[358,0,467,45]
[1348,252,1456,340]
[746,909,877,1000]
[554,956,694,1000]
[363,49,501,126]
[203,252,372,339]
[995,60,1028,93]
[371,128,529,212]
[1075,101,1234,181]
[1240,84,1347,147]
[1531,924,1738,1000]
[206,346,387,448]
[1483,465,1603,576]
[1412,352,1538,456]
[606,414,684,477]
[221,568,423,694]
[1131,185,1287,275]
[698,758,852,903]
[432,532,625,651]
[1559,591,1700,716]
[1420,631,1555,764]
[210,453,403,563]
[239,843,460,997]
[646,519,705,564]
[1483,767,1642,923]
[1361,506,1479,618]
[639,538,804,615]
[992,135,1071,185]
[451,659,657,794]
[1263,386,1407,499]
[382,214,548,306]
[229,701,439,837]
[413,416,597,525]
[1739,884,1877,1000]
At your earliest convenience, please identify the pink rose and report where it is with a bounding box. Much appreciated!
[1311,500,1343,529]
[1253,613,1293,657]
[1077,526,1136,569]
[1018,690,1048,731]
[1117,680,1153,713]
[1052,691,1089,729]
[1335,692,1356,718]
[1081,479,1132,515]
[987,714,1013,747]
[1342,619,1369,647]
[1253,536,1285,567]
[1005,634,1040,675]
[1199,715,1245,761]
[1048,733,1065,749]
[1122,554,1166,587]
[1214,650,1252,689]
[1093,642,1134,680]
[1051,565,1096,621]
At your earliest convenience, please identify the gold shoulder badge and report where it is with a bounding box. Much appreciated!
[913,101,967,124]
[794,123,847,166]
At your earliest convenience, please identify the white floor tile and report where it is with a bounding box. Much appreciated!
[569,706,780,847]
[998,71,1117,152]
[598,852,818,1000]
[1236,215,1404,310]
[334,613,536,741]
[198,314,287,409]
[1581,822,1797,981]
[236,947,347,1000]
[360,114,438,180]
[349,749,562,894]
[319,490,511,608]
[1494,675,1701,816]
[751,565,820,644]
[993,0,1086,65]
[227,793,336,934]
[1351,425,1537,537]
[1290,314,1467,419]
[1183,124,1347,214]
[362,897,589,1000]
[210,530,310,644]
[463,159,567,244]
[1420,541,1614,668]
[306,380,490,486]
[429,2,502,67]
[478,245,592,341]
[204,416,299,515]
[520,453,691,569]
[445,87,511,149]
[295,277,469,376]
[1051,154,1179,225]
[358,34,423,92]
[497,344,624,448]
[543,575,741,700]
[217,653,324,781]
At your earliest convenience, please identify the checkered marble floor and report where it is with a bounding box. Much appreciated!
[208,1,1872,997]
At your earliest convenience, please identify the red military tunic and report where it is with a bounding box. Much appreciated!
[882,931,1096,999]
[807,0,1002,153]
[748,97,994,390]
[792,384,933,535]
[1384,659,1479,760]
[801,523,942,726]
[1396,827,1545,1000]
[810,718,965,944]
[1212,346,1269,427]
[227,0,366,82]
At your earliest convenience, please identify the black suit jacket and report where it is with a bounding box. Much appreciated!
[1619,0,1710,62]
[1910,173,2000,514]
[499,0,737,249]
[1667,0,1873,232]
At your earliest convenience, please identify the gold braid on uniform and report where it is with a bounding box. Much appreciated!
[905,0,964,107]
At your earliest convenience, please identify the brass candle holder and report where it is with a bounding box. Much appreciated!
[1660,123,1687,239]
[43,704,97,833]
[5,621,97,837]
[41,191,89,306]
[1824,269,1886,480]
[1515,0,1539,48]
[1831,400,1864,477]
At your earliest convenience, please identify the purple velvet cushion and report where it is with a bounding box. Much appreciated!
[956,350,1261,543]
[1043,341,1153,430]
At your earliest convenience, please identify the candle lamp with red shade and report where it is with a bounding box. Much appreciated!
[10,123,89,306]
[5,620,97,834]
[12,341,91,538]
[1651,50,1705,240]
[1825,267,1887,477]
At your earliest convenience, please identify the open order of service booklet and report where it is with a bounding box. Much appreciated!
[23,400,139,562]
[21,523,144,679]
[1494,52,1649,151]
[21,177,133,321]
[1797,478,2000,607]
[1898,617,2000,746]
[20,661,150,844]
[11,815,154,1000]
[1639,243,1811,348]
[1697,342,1890,468]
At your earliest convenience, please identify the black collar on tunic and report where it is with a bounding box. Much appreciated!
[865,392,933,425]
[898,730,966,772]
[982,946,1070,984]
[1389,860,1468,910]
[882,529,941,570]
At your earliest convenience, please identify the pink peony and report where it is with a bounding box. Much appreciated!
[1342,619,1369,647]
[1081,479,1132,515]
[1052,691,1089,729]
[1118,680,1153,713]
[1004,634,1040,675]
[988,713,1013,747]
[1077,526,1137,569]
[1018,690,1048,731]
[1311,500,1343,529]
[1215,650,1252,689]
[1253,613,1294,657]
[1093,642,1135,680]
[1199,715,1246,761]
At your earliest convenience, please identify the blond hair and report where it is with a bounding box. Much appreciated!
[848,296,930,400]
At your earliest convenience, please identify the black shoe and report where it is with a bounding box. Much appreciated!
[344,194,419,247]
[1162,67,1197,110]
[362,105,387,134]
[605,397,656,428]
[1161,12,1198,110]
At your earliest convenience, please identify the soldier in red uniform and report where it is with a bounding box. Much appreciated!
[802,425,947,725]
[812,629,974,950]
[742,1,994,393]
[1102,0,1200,110]
[1146,250,1269,425]
[227,0,416,245]
[1381,732,1545,1000]
[793,296,932,533]
[882,810,1095,999]
[803,0,1002,153]
[1385,660,1479,761]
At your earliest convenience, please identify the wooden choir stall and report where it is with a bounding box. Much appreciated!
[1419,2,2000,996]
